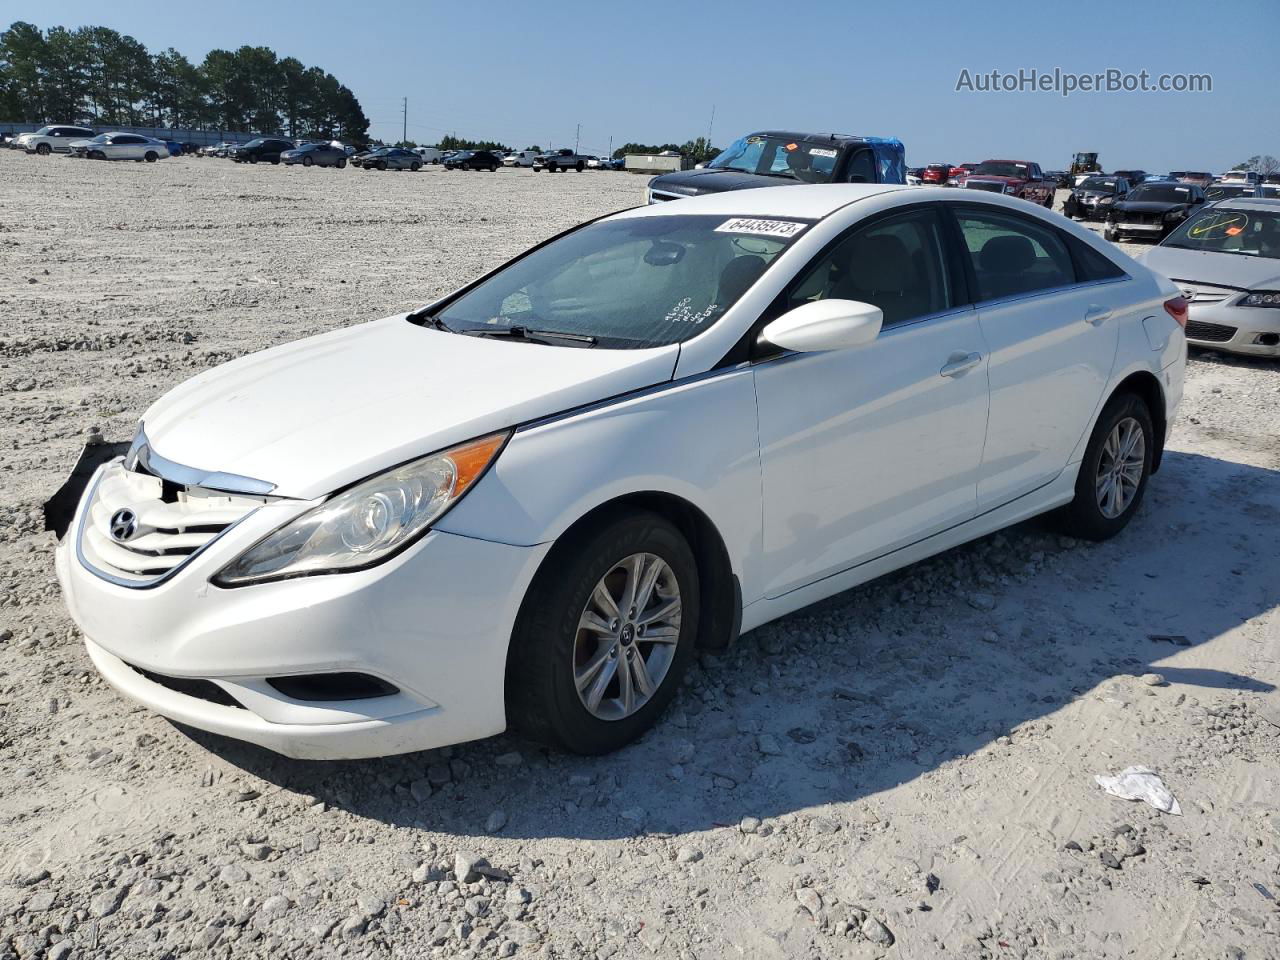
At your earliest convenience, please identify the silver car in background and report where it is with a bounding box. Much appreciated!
[1142,198,1280,357]
[67,132,168,162]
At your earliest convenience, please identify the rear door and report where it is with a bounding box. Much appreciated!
[950,204,1124,510]
[752,205,990,597]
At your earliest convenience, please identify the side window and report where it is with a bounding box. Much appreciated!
[1069,236,1127,281]
[786,208,953,327]
[954,208,1076,302]
[845,148,876,183]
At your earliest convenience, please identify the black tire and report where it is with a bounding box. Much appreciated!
[461,162,471,171]
[336,158,346,169]
[410,161,421,171]
[547,163,557,173]
[1104,224,1119,243]
[489,165,498,172]
[575,161,584,172]
[376,159,387,171]
[1056,392,1154,541]
[90,151,105,161]
[144,151,158,163]
[506,510,700,755]
[303,155,313,167]
[249,155,258,164]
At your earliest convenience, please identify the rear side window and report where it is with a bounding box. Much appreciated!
[845,148,876,183]
[954,208,1075,302]
[1069,236,1127,281]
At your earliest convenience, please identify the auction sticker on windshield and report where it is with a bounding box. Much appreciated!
[716,218,808,239]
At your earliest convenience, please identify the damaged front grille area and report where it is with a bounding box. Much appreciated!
[77,459,270,587]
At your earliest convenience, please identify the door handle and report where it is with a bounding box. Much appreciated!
[1084,304,1113,326]
[939,351,983,378]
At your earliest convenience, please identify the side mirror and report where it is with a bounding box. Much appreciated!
[760,299,883,353]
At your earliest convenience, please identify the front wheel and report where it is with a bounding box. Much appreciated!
[303,156,313,167]
[410,161,421,171]
[1056,392,1153,541]
[336,158,346,169]
[376,160,387,170]
[1104,223,1120,242]
[506,511,699,754]
[575,161,584,172]
[36,143,51,155]
[249,156,258,164]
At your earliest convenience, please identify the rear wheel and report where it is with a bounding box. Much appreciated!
[144,151,158,162]
[507,511,699,754]
[1056,392,1153,541]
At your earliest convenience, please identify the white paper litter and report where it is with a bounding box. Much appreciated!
[1094,766,1182,815]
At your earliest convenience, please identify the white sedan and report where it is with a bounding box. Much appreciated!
[53,184,1186,759]
[68,132,168,162]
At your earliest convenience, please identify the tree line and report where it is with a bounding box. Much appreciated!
[613,138,720,164]
[0,21,369,141]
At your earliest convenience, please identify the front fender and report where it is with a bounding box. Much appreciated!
[436,367,763,597]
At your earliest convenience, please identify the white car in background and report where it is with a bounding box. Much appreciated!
[412,147,443,164]
[68,132,168,162]
[53,184,1185,760]
[503,150,539,167]
[19,124,96,155]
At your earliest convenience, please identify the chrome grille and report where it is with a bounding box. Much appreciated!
[1172,279,1235,304]
[78,460,268,586]
[963,180,1006,194]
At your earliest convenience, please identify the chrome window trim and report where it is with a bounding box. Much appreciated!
[967,275,1131,311]
[74,466,262,590]
[127,426,276,496]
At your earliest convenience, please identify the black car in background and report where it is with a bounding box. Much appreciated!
[646,131,904,203]
[1112,169,1147,189]
[230,138,295,164]
[444,150,502,171]
[1104,182,1205,242]
[1063,175,1131,221]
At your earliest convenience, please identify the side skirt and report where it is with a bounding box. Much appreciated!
[738,469,1078,635]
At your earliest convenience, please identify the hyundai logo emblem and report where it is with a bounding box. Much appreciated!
[109,508,139,543]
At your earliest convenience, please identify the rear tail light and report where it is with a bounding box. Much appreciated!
[1163,296,1188,329]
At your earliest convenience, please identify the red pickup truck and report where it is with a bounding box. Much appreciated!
[956,160,1056,207]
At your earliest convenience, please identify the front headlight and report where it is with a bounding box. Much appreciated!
[1004,185,1017,194]
[213,431,509,586]
[1240,291,1280,307]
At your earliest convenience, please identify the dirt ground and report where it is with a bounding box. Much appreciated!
[1,152,1278,960]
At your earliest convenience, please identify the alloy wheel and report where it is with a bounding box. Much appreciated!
[1095,416,1145,519]
[573,552,682,721]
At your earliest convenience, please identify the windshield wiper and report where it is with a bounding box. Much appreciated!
[412,310,453,332]
[753,170,800,181]
[463,325,597,347]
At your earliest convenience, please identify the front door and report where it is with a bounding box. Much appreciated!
[753,206,991,598]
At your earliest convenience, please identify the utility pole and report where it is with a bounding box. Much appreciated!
[575,123,581,154]
[608,135,612,159]
[402,97,407,145]
[707,104,715,148]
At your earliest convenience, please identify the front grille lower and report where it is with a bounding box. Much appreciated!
[1185,320,1237,342]
[964,180,1006,194]
[79,461,267,586]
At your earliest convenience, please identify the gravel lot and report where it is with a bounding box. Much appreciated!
[1,151,1278,960]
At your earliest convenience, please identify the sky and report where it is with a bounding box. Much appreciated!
[14,0,1280,172]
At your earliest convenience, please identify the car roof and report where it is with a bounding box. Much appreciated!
[619,183,913,221]
[1210,197,1280,212]
[749,131,874,145]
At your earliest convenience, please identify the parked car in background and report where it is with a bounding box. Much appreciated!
[950,163,977,182]
[444,150,501,171]
[51,183,1184,759]
[1104,182,1205,242]
[411,147,443,164]
[68,133,168,162]
[532,148,595,173]
[1047,170,1071,189]
[19,125,96,155]
[1112,170,1148,189]
[504,150,538,167]
[1204,183,1280,202]
[281,142,349,168]
[1141,197,1280,357]
[1170,171,1214,188]
[646,131,906,202]
[230,138,296,164]
[163,140,183,157]
[1064,176,1131,220]
[1220,170,1261,185]
[921,163,952,185]
[362,147,422,171]
[956,160,1056,207]
[349,148,381,168]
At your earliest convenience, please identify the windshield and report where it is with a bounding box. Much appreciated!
[707,135,840,184]
[1080,177,1119,193]
[973,161,1029,178]
[1163,209,1280,259]
[244,139,265,148]
[1127,185,1194,203]
[1204,184,1250,200]
[427,214,809,348]
[88,134,109,143]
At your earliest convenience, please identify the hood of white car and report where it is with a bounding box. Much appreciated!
[141,315,680,499]
[1141,246,1280,290]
